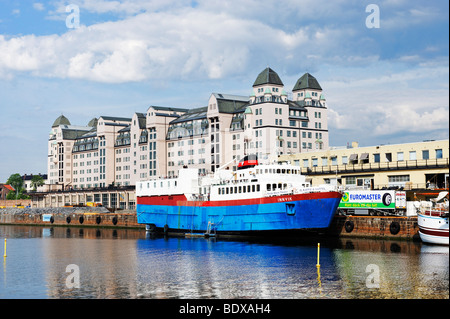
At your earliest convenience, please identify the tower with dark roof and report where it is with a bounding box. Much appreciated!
[52,115,71,127]
[292,73,326,108]
[250,67,287,105]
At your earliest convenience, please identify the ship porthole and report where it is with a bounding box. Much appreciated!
[96,216,102,224]
[66,216,71,224]
[389,221,400,235]
[344,220,354,233]
[79,216,84,224]
[112,216,118,225]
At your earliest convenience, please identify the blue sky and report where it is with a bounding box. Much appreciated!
[0,0,448,182]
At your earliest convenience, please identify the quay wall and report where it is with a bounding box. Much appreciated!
[0,207,144,229]
[1,207,420,240]
[327,215,419,241]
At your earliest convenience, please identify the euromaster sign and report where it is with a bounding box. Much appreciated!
[339,191,395,209]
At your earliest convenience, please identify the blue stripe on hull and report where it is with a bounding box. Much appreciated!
[137,197,341,232]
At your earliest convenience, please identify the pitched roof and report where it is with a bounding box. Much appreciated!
[292,73,322,91]
[52,115,71,127]
[213,93,249,114]
[4,184,14,191]
[252,67,284,87]
[61,128,92,140]
[87,118,98,127]
[99,116,132,122]
[150,106,190,113]
[135,112,146,129]
[170,107,208,124]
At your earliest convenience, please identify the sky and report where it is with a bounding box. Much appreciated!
[0,0,448,182]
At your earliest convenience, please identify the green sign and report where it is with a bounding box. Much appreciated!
[338,191,395,209]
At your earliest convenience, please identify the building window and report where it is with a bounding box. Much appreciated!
[388,175,410,187]
[422,150,429,160]
[409,151,416,161]
[303,159,309,168]
[342,156,348,165]
[331,156,337,165]
[346,176,356,185]
[436,149,443,159]
[397,152,404,161]
[373,153,380,163]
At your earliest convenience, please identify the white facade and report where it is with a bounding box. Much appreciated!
[48,68,330,190]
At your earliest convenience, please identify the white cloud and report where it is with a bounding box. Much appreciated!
[1,8,341,83]
[33,3,45,11]
[326,61,449,145]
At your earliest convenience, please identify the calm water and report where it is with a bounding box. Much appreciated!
[0,225,448,299]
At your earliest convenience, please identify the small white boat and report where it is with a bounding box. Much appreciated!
[416,191,449,245]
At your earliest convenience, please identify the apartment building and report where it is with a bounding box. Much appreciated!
[278,139,449,190]
[47,67,330,190]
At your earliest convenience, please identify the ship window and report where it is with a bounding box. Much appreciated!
[175,181,177,186]
[267,184,271,191]
[239,186,242,193]
[230,187,233,194]
[273,183,277,190]
[283,183,287,189]
[257,185,260,192]
[278,183,282,189]
[226,188,229,194]
[218,188,221,195]
[248,185,251,192]
[234,186,237,193]
[154,182,156,187]
[243,186,246,193]
[252,185,256,192]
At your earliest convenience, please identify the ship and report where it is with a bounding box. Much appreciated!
[136,155,342,237]
[416,191,449,245]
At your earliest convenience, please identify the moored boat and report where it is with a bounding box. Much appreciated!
[416,191,449,245]
[136,156,342,236]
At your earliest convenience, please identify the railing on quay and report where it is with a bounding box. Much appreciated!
[301,158,449,175]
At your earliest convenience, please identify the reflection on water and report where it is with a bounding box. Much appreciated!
[0,225,448,299]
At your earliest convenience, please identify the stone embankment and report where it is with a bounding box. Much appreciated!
[0,207,143,229]
[1,208,420,240]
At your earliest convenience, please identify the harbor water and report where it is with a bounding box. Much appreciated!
[0,225,448,299]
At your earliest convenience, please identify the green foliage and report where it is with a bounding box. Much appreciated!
[6,173,23,192]
[5,173,29,199]
[6,190,29,200]
[31,175,45,191]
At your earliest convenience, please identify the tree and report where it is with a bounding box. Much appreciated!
[31,175,44,191]
[6,173,23,200]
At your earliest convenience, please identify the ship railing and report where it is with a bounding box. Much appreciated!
[264,190,294,198]
[419,202,449,217]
